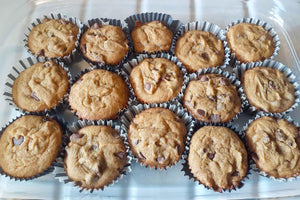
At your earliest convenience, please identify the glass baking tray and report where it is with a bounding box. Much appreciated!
[0,0,299,199]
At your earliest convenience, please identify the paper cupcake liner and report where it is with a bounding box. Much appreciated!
[120,102,195,170]
[120,52,189,105]
[242,113,300,181]
[24,13,83,64]
[53,120,131,192]
[225,18,280,66]
[0,113,67,181]
[182,67,245,125]
[79,18,133,70]
[3,56,71,115]
[182,122,251,192]
[233,59,300,116]
[172,21,230,70]
[125,12,183,54]
[67,67,134,121]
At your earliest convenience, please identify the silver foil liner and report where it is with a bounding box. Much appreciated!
[53,120,131,192]
[182,122,250,192]
[225,18,280,66]
[24,13,83,64]
[80,18,133,70]
[125,12,183,54]
[173,21,230,70]
[3,56,71,115]
[242,113,300,181]
[120,102,195,170]
[233,59,300,116]
[0,113,66,181]
[120,52,189,105]
[183,67,245,125]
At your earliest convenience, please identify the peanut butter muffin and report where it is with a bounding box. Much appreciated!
[64,125,127,189]
[183,74,241,123]
[130,58,183,103]
[69,69,129,120]
[0,115,62,178]
[242,67,295,113]
[245,116,300,178]
[27,18,79,58]
[128,107,187,169]
[188,126,248,192]
[80,24,129,65]
[175,30,225,72]
[12,61,69,112]
[227,23,275,63]
[131,21,173,53]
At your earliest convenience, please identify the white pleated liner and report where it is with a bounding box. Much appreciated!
[80,18,133,69]
[183,67,246,125]
[53,120,132,192]
[182,122,251,193]
[125,12,183,54]
[173,21,231,69]
[24,13,83,64]
[120,102,195,170]
[233,59,300,116]
[3,56,71,115]
[120,52,189,105]
[225,18,280,66]
[242,113,300,181]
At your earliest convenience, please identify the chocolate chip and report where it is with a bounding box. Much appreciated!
[207,152,215,160]
[268,81,276,90]
[251,152,258,161]
[92,145,98,150]
[114,152,127,160]
[231,171,239,176]
[175,145,180,154]
[208,96,217,102]
[44,62,51,67]
[174,117,181,122]
[30,92,40,101]
[92,23,100,29]
[156,156,165,163]
[37,49,45,57]
[164,73,172,81]
[287,140,293,147]
[75,181,82,186]
[77,78,83,84]
[153,68,159,71]
[156,77,162,84]
[197,109,206,117]
[110,130,120,138]
[134,139,140,146]
[200,75,208,82]
[201,52,209,60]
[202,148,207,153]
[70,133,84,142]
[138,152,146,161]
[219,77,230,86]
[80,44,87,54]
[144,83,151,91]
[210,114,220,123]
[13,136,24,146]
[43,116,51,122]
[276,129,286,141]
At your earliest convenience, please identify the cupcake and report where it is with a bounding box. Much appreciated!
[129,57,184,103]
[175,30,225,72]
[226,23,275,63]
[12,61,69,113]
[131,21,173,53]
[0,115,62,179]
[242,66,295,113]
[68,69,129,120]
[128,107,187,169]
[188,126,248,192]
[80,23,129,65]
[245,116,300,178]
[183,73,241,123]
[64,125,128,190]
[27,17,79,59]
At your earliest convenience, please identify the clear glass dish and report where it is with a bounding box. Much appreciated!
[0,0,299,199]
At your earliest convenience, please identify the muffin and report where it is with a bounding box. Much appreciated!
[242,67,295,113]
[0,115,62,179]
[188,126,248,192]
[12,61,69,112]
[183,74,241,123]
[227,23,275,63]
[131,21,173,53]
[27,18,79,58]
[128,107,187,169]
[245,116,300,178]
[175,30,225,72]
[80,23,129,65]
[130,58,183,103]
[64,125,127,190]
[68,69,129,120]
